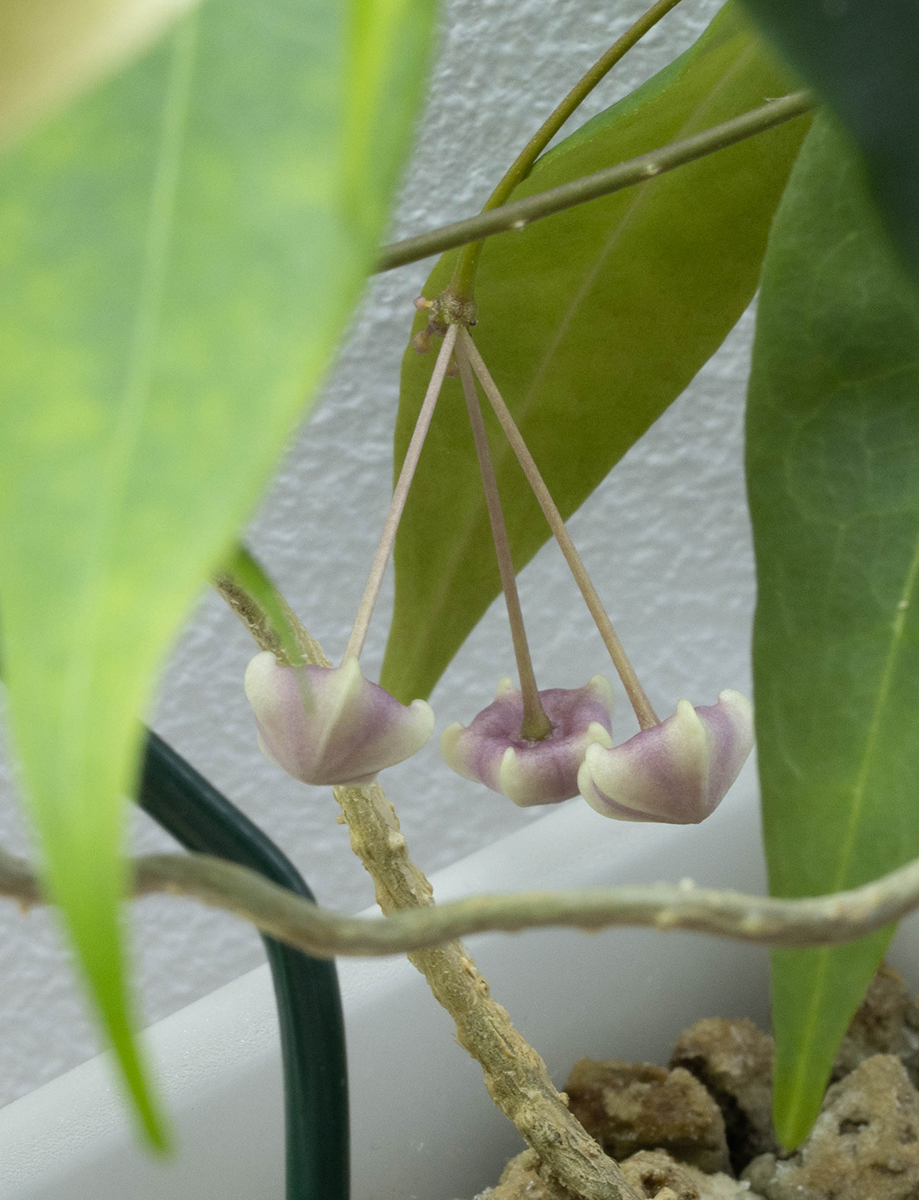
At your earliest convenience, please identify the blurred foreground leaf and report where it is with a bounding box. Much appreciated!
[748,112,919,1148]
[740,0,919,287]
[381,2,807,704]
[0,0,203,149]
[0,0,434,1145]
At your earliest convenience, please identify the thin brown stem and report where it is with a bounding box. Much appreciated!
[449,0,686,301]
[377,91,813,274]
[461,329,660,730]
[344,324,458,663]
[213,563,326,667]
[456,338,552,740]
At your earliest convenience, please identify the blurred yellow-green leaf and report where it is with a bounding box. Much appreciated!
[0,0,435,1145]
[0,0,205,149]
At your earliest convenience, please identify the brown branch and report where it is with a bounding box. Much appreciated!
[214,568,641,1199]
[212,569,325,666]
[3,844,917,961]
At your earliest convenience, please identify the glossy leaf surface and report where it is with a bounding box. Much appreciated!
[0,0,434,1143]
[748,112,919,1148]
[381,2,807,704]
[740,0,919,287]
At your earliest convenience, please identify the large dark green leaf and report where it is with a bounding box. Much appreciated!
[747,112,919,1147]
[381,2,808,704]
[740,0,919,286]
[0,0,434,1145]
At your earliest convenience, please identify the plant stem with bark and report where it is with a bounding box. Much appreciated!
[215,573,640,1200]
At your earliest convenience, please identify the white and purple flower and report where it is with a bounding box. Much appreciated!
[245,651,435,787]
[441,675,615,806]
[577,689,754,823]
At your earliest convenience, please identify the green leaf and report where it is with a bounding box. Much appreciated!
[381,1,808,704]
[740,0,919,287]
[0,0,203,149]
[747,112,919,1147]
[0,0,435,1146]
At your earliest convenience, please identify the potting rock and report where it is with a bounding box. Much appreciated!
[742,1055,919,1200]
[620,1149,766,1199]
[670,1017,778,1170]
[463,1149,572,1200]
[565,1059,731,1174]
[462,1148,764,1200]
[832,964,919,1088]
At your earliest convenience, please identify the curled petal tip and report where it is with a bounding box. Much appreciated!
[497,746,526,804]
[587,674,617,711]
[586,720,614,750]
[441,676,615,806]
[578,689,754,824]
[245,651,434,787]
[440,721,478,783]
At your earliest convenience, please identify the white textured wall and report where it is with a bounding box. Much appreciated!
[0,0,746,1109]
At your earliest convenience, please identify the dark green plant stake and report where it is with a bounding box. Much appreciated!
[138,731,348,1200]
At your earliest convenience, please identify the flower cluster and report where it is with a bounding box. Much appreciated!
[243,320,755,825]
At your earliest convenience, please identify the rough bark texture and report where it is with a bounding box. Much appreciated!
[333,769,640,1200]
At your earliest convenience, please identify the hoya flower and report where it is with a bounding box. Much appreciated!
[245,651,435,787]
[577,689,754,824]
[441,675,615,806]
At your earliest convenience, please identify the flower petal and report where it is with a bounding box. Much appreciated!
[245,651,434,786]
[578,689,754,823]
[441,675,615,806]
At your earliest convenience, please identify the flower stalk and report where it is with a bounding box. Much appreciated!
[455,337,552,741]
[236,329,458,790]
[460,328,660,730]
[344,323,458,663]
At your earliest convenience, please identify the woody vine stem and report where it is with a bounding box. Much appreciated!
[3,810,919,956]
[225,587,643,1200]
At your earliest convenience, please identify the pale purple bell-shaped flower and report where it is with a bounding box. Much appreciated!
[245,651,435,787]
[441,675,615,806]
[577,688,753,823]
